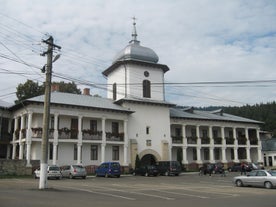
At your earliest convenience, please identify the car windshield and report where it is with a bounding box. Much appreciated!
[49,166,60,171]
[111,163,120,168]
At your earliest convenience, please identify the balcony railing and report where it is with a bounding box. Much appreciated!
[106,132,124,142]
[214,137,222,145]
[172,136,183,144]
[225,137,234,145]
[187,136,197,144]
[201,137,210,144]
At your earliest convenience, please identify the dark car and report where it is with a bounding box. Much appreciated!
[156,161,181,176]
[228,163,255,172]
[133,165,159,176]
[199,163,225,175]
[95,162,121,178]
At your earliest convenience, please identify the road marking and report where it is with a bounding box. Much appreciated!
[88,185,175,200]
[59,186,136,200]
[154,189,209,199]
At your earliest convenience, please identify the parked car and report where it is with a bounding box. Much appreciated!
[34,165,62,180]
[95,162,121,178]
[133,165,159,176]
[61,165,87,179]
[156,161,181,176]
[228,163,257,172]
[199,163,225,175]
[233,170,276,189]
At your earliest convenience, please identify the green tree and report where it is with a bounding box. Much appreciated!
[135,154,141,170]
[15,80,44,104]
[16,80,82,104]
[52,81,81,94]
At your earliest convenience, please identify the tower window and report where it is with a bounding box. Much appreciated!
[113,83,117,100]
[143,80,151,98]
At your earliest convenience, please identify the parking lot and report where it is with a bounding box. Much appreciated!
[0,172,275,207]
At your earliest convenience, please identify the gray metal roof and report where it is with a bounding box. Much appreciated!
[262,138,276,151]
[170,107,263,124]
[113,41,159,64]
[26,92,133,113]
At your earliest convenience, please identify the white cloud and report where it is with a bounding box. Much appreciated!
[0,0,276,106]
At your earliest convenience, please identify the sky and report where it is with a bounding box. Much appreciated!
[1,0,276,107]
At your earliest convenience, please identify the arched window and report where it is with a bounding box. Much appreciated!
[113,83,117,100]
[143,80,151,98]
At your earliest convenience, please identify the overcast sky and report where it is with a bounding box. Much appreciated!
[1,0,276,107]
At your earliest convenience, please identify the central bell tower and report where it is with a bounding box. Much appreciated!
[102,18,170,102]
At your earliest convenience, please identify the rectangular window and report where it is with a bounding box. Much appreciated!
[112,146,119,160]
[90,120,97,132]
[193,148,197,160]
[112,122,119,134]
[146,126,150,135]
[175,128,181,137]
[202,129,208,138]
[204,148,209,160]
[74,144,77,160]
[50,116,54,129]
[90,145,98,160]
[191,128,196,137]
[214,148,220,160]
[213,130,218,138]
[146,140,151,146]
[49,143,53,160]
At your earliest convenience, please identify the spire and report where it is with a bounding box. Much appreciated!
[129,17,140,44]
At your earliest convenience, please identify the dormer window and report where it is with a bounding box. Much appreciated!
[143,80,151,98]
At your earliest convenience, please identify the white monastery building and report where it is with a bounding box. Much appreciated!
[1,21,264,170]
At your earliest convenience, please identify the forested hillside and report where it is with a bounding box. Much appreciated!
[223,102,276,136]
[199,102,276,136]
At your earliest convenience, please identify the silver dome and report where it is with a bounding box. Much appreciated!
[113,41,159,64]
[113,19,159,64]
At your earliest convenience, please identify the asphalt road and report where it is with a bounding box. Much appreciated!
[0,172,275,207]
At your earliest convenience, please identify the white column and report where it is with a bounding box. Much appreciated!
[26,112,33,166]
[256,128,263,163]
[19,115,25,159]
[233,127,239,162]
[209,126,215,163]
[77,116,83,165]
[182,125,188,164]
[101,117,106,163]
[245,128,251,162]
[196,125,202,164]
[52,113,59,165]
[123,119,128,166]
[221,126,227,163]
[77,143,82,165]
[12,116,19,159]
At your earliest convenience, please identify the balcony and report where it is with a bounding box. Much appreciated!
[106,132,124,142]
[187,136,197,144]
[82,130,102,141]
[201,137,210,144]
[225,137,234,145]
[172,136,183,144]
[237,137,247,145]
[214,137,222,145]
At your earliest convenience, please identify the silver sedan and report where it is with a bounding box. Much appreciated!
[233,170,276,189]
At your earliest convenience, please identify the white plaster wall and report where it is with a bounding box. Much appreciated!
[123,102,170,160]
[107,63,165,101]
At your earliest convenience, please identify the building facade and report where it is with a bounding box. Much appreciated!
[1,21,264,170]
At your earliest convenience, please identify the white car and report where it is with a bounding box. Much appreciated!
[34,165,62,180]
[233,170,276,189]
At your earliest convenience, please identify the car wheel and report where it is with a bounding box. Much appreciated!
[165,171,169,176]
[228,168,232,172]
[145,172,148,177]
[117,175,120,178]
[264,181,272,189]
[105,173,108,178]
[82,176,86,179]
[69,174,73,179]
[235,179,243,187]
[133,172,136,176]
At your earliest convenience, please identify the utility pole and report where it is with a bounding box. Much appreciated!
[39,36,61,189]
